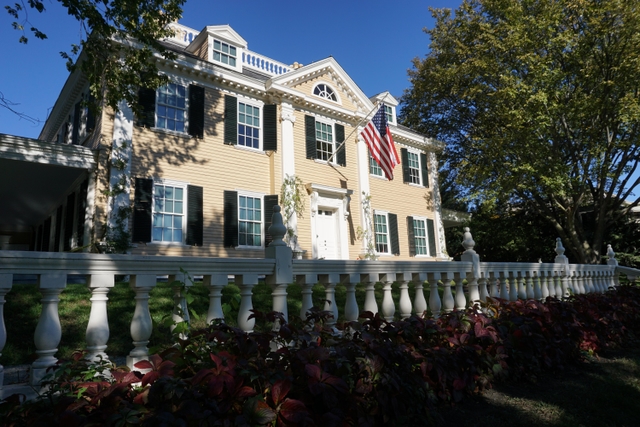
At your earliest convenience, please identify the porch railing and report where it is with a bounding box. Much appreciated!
[0,206,637,397]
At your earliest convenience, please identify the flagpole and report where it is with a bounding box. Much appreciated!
[325,100,382,164]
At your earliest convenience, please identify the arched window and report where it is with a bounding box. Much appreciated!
[313,83,337,102]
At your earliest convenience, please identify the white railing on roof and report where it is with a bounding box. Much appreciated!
[242,50,291,76]
[0,206,637,398]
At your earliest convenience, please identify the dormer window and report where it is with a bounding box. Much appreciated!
[213,39,237,67]
[384,104,395,125]
[313,83,337,102]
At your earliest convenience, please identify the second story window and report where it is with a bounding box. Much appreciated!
[407,151,421,184]
[157,83,186,133]
[315,121,334,161]
[400,148,430,187]
[238,102,260,149]
[213,39,237,67]
[369,153,383,177]
[305,115,346,166]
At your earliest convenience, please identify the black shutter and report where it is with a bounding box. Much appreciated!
[186,185,203,246]
[76,180,88,248]
[132,178,153,243]
[224,95,238,145]
[223,190,238,247]
[401,148,410,183]
[420,152,429,187]
[64,192,76,251]
[86,95,96,133]
[264,195,279,247]
[389,213,400,255]
[407,216,416,257]
[335,123,346,166]
[137,87,156,128]
[54,205,63,252]
[427,219,437,257]
[42,217,52,252]
[188,84,205,138]
[263,104,278,151]
[305,115,317,159]
[71,102,81,145]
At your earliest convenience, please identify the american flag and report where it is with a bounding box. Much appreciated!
[361,103,399,180]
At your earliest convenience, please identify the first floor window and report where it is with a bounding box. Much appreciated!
[157,83,187,133]
[153,183,185,243]
[374,213,389,254]
[239,195,262,247]
[412,218,428,255]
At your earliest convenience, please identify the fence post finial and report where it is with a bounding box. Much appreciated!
[268,205,287,247]
[462,227,475,251]
[461,228,481,303]
[606,244,618,266]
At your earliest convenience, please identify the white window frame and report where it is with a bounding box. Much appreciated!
[237,98,263,151]
[151,179,188,245]
[237,190,265,249]
[411,216,429,257]
[312,82,340,103]
[212,38,238,67]
[155,82,189,135]
[407,149,423,186]
[369,153,383,177]
[314,118,336,164]
[384,104,396,125]
[373,210,391,255]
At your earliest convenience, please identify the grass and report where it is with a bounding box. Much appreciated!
[1,278,413,365]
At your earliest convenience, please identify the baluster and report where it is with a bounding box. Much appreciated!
[478,272,489,302]
[525,272,535,300]
[555,271,564,298]
[397,273,412,320]
[561,271,570,298]
[427,272,442,317]
[412,273,428,317]
[236,274,258,333]
[467,273,480,304]
[573,271,583,294]
[499,272,509,300]
[85,274,114,362]
[169,272,191,338]
[297,274,316,321]
[586,270,595,293]
[517,272,527,300]
[343,274,360,323]
[597,271,607,293]
[488,272,499,298]
[31,273,66,385]
[320,274,340,329]
[363,274,379,315]
[507,272,518,301]
[453,274,466,310]
[381,273,396,321]
[127,274,156,369]
[204,274,228,323]
[0,274,12,393]
[442,274,455,312]
[540,271,550,300]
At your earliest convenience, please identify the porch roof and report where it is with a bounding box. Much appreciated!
[0,133,96,231]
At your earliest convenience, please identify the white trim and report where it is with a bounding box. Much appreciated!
[311,82,341,104]
[236,190,266,250]
[410,215,430,257]
[373,210,392,256]
[236,96,264,152]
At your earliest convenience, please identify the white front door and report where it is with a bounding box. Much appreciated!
[316,208,339,259]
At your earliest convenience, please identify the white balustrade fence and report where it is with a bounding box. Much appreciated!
[0,207,637,398]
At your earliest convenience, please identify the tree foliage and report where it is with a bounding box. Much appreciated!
[5,0,185,113]
[401,0,640,264]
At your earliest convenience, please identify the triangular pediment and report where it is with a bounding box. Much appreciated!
[186,24,247,54]
[268,57,374,115]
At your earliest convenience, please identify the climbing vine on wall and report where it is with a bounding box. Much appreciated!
[356,191,377,260]
[280,174,305,250]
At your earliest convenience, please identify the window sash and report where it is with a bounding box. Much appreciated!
[413,218,428,255]
[213,39,237,67]
[407,151,421,184]
[384,105,394,124]
[238,102,261,149]
[315,121,334,161]
[369,154,383,176]
[238,195,262,247]
[374,213,389,254]
[157,84,186,133]
[152,184,185,243]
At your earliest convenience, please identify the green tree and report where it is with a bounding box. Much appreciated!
[401,0,640,264]
[5,0,185,113]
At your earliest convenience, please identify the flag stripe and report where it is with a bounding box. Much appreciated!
[360,103,399,180]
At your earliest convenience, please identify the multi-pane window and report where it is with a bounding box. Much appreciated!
[384,105,394,124]
[374,213,389,254]
[369,154,383,176]
[213,39,237,67]
[315,121,334,161]
[153,184,184,243]
[313,84,337,102]
[413,218,428,255]
[407,151,421,184]
[238,102,260,149]
[239,195,262,247]
[157,83,186,133]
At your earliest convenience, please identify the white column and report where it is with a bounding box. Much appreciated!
[31,273,66,385]
[0,274,12,393]
[429,151,447,258]
[107,100,133,231]
[85,274,115,362]
[127,274,156,369]
[83,168,97,252]
[280,103,300,250]
[356,132,373,255]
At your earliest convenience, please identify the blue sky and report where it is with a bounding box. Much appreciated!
[0,0,461,139]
